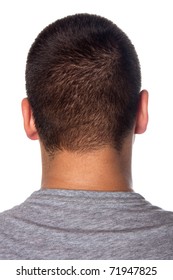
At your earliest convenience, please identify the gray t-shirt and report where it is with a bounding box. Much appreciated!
[0,189,173,259]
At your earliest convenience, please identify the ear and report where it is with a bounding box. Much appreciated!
[21,98,39,140]
[135,90,149,134]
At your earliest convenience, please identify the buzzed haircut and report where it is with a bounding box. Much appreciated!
[25,13,141,155]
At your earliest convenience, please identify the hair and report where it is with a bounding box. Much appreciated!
[25,13,141,155]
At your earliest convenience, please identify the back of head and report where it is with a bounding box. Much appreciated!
[26,13,141,155]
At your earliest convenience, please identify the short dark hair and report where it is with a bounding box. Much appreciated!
[26,13,141,154]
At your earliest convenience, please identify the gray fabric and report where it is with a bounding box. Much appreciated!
[0,189,173,259]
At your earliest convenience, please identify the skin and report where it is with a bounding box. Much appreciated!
[21,89,148,192]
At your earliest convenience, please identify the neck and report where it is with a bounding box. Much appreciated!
[40,141,133,192]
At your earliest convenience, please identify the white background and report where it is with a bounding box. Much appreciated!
[0,260,172,280]
[0,0,173,212]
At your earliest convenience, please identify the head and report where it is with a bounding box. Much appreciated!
[22,14,148,158]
